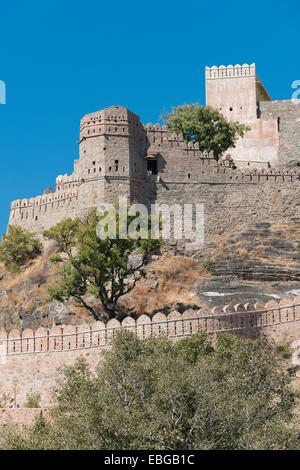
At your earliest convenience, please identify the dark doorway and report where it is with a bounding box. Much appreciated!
[147,159,157,175]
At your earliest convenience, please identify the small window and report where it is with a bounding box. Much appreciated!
[229,107,233,111]
[147,159,157,175]
[188,173,191,179]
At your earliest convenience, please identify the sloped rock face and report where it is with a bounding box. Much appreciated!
[209,222,300,281]
[195,276,300,308]
[196,222,300,306]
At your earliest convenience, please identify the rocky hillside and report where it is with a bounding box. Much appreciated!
[1,221,300,331]
[197,221,300,307]
[0,251,209,331]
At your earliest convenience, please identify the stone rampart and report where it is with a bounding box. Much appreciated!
[0,297,300,407]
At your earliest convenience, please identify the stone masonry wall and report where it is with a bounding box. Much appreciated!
[147,172,300,249]
[0,296,300,408]
[260,99,300,166]
[205,63,279,166]
[7,99,300,236]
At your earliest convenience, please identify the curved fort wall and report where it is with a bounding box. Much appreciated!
[0,296,300,407]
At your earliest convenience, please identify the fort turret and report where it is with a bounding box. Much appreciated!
[205,63,280,167]
[77,105,147,209]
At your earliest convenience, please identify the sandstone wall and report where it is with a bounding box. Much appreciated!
[1,297,300,408]
[259,99,300,166]
[148,172,300,249]
[7,103,300,238]
[205,63,279,166]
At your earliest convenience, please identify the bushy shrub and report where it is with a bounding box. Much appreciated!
[0,226,42,272]
[1,331,299,450]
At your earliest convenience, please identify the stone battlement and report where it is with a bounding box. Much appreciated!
[6,63,300,240]
[1,297,300,407]
[1,296,300,355]
[205,63,256,80]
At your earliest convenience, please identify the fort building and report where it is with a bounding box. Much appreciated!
[2,64,300,417]
[7,64,300,242]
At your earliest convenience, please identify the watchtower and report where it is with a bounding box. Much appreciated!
[78,105,147,208]
[205,63,279,167]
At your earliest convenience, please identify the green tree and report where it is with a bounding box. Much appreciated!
[162,104,250,167]
[0,225,42,272]
[43,207,162,322]
[1,331,298,450]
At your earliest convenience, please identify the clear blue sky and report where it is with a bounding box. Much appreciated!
[0,0,299,235]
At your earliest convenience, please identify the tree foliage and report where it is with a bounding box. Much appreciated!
[0,225,42,272]
[162,104,250,167]
[43,208,162,321]
[1,331,299,450]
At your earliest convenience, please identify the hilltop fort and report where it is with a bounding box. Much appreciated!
[1,63,300,416]
[8,63,300,246]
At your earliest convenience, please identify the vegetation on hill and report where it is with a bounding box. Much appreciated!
[43,208,162,322]
[162,104,250,168]
[1,331,298,450]
[0,226,42,273]
[0,252,209,330]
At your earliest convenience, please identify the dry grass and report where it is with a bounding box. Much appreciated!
[121,256,210,315]
[0,252,209,324]
[0,246,59,319]
[0,245,57,291]
[236,247,249,258]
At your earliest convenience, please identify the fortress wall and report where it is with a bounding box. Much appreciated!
[8,167,300,237]
[146,122,279,170]
[259,100,300,165]
[79,135,108,180]
[9,192,80,232]
[0,297,300,408]
[222,119,279,166]
[149,176,300,247]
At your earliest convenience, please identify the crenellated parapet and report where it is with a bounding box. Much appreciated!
[7,93,300,236]
[205,63,256,80]
[1,296,300,356]
[56,173,79,192]
[1,297,300,409]
[79,105,143,141]
[10,187,78,211]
